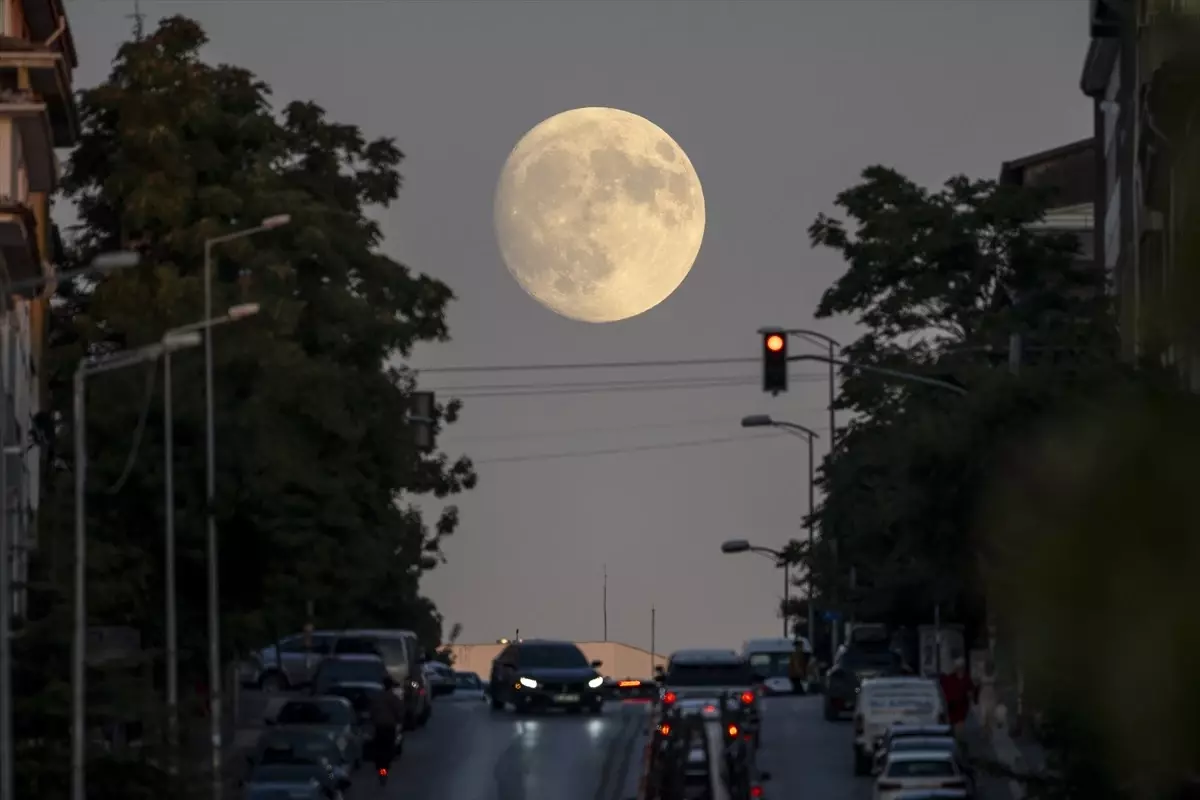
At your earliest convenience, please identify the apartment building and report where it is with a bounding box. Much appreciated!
[0,0,76,617]
[1081,0,1200,386]
[999,137,1097,268]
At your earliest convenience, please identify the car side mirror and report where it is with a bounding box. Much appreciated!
[590,660,603,669]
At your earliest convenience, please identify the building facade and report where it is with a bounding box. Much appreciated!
[1081,0,1200,385]
[999,137,1097,269]
[0,0,75,618]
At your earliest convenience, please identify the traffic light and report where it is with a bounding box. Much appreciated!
[761,331,787,394]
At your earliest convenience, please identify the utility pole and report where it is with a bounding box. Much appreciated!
[602,565,608,642]
[650,607,656,676]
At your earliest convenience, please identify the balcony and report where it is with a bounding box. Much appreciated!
[0,89,55,192]
[0,36,76,147]
[0,200,41,290]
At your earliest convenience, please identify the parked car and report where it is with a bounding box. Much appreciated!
[448,671,488,702]
[239,763,343,800]
[267,696,364,770]
[423,660,456,697]
[247,729,353,793]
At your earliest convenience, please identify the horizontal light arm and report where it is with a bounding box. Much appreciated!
[788,354,968,396]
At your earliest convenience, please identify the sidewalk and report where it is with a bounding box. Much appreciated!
[962,703,1048,800]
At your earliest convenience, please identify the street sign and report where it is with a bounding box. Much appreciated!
[822,610,842,622]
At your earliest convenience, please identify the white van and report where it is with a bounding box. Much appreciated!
[742,637,813,695]
[852,676,944,776]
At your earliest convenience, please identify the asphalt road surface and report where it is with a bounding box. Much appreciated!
[345,695,647,800]
[757,694,871,800]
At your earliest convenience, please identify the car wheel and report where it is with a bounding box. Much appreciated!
[258,671,287,693]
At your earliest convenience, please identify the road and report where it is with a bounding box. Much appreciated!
[331,693,868,800]
[235,690,1006,799]
[757,694,870,800]
[347,695,647,799]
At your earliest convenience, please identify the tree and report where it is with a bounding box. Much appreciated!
[19,16,475,795]
[791,166,1119,635]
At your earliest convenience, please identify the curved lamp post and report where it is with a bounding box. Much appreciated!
[719,538,790,636]
[739,415,820,643]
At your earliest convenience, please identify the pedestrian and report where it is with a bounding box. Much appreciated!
[788,638,809,694]
[976,658,997,740]
[939,657,976,741]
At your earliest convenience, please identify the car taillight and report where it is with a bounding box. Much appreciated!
[658,723,672,736]
[726,724,739,738]
[378,768,388,777]
[663,691,677,705]
[854,715,864,735]
[750,786,764,798]
[740,691,755,705]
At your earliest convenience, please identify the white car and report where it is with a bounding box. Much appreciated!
[873,749,972,800]
[853,677,945,775]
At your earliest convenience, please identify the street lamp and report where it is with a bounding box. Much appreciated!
[161,303,260,774]
[719,539,790,636]
[0,249,140,800]
[72,330,203,800]
[202,216,289,799]
[740,415,820,643]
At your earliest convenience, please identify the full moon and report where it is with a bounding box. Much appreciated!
[494,107,706,323]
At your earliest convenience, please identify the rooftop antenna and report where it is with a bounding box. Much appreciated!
[127,0,145,40]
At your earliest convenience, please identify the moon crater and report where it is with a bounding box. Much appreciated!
[494,107,706,323]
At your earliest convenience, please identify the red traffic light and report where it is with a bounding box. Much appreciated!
[765,334,785,352]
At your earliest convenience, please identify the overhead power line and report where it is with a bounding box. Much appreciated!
[417,356,758,374]
[428,372,826,399]
[472,433,781,464]
[442,409,831,444]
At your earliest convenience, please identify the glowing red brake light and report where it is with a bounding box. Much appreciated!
[378,768,388,776]
[663,691,677,705]
[740,691,755,705]
[750,787,764,798]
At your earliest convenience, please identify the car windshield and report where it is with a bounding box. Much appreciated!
[888,758,957,778]
[318,659,385,683]
[517,644,589,668]
[893,738,955,752]
[248,764,321,783]
[326,684,381,713]
[455,672,482,689]
[840,647,902,670]
[277,699,352,726]
[667,663,753,686]
[746,652,790,677]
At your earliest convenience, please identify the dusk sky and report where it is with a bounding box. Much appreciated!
[66,0,1092,654]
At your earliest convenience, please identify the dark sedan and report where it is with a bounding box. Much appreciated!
[489,639,605,714]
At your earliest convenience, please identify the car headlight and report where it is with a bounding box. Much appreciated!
[519,676,539,689]
[587,676,604,689]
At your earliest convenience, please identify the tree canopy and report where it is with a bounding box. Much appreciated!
[792,166,1120,634]
[16,15,475,795]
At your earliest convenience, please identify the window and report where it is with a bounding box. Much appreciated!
[317,659,386,684]
[515,644,589,669]
[746,652,790,677]
[887,758,956,778]
[455,672,482,689]
[666,663,753,687]
[277,636,306,654]
[334,637,381,656]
